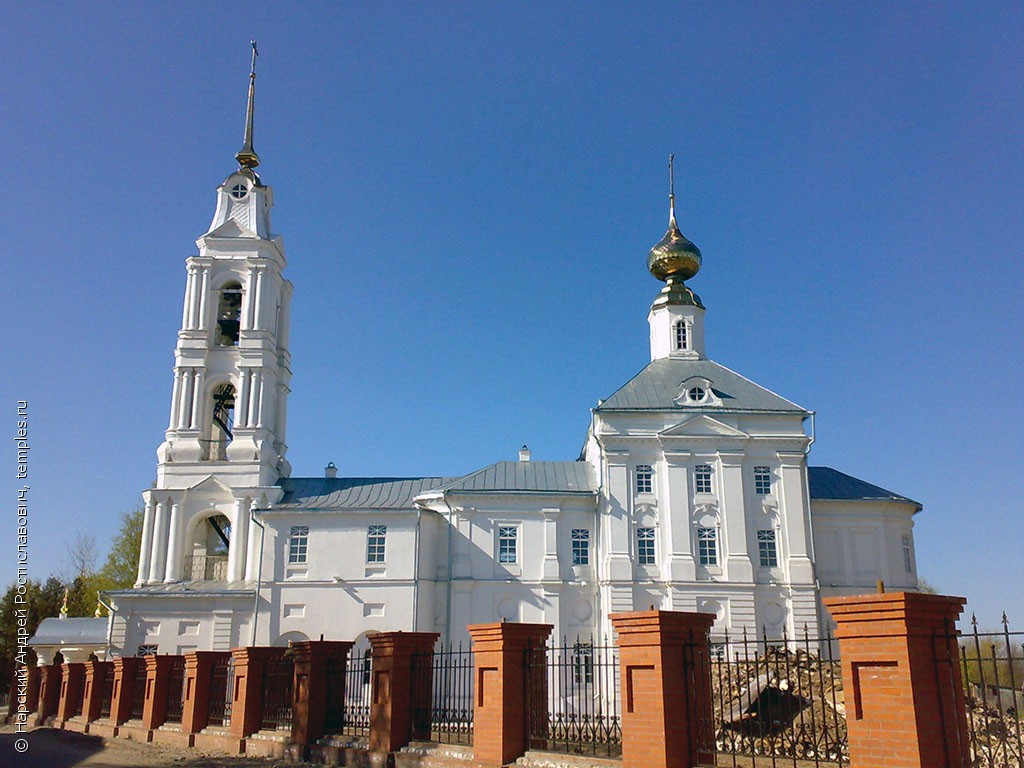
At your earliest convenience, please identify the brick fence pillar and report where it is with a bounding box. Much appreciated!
[367,631,439,755]
[181,651,230,734]
[824,592,970,768]
[110,656,143,725]
[229,646,284,739]
[18,664,41,723]
[468,622,553,768]
[290,640,353,751]
[36,663,61,724]
[82,660,112,723]
[56,662,85,722]
[610,610,716,768]
[141,654,180,730]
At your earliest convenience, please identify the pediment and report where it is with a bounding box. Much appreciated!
[659,414,749,439]
[187,475,234,495]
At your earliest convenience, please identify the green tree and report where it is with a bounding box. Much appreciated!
[98,506,144,590]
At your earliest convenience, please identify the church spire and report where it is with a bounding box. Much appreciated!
[235,40,260,171]
[647,153,702,285]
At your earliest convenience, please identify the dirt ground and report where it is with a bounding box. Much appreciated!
[0,725,290,768]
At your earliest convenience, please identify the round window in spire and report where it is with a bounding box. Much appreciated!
[230,182,249,200]
[688,386,707,403]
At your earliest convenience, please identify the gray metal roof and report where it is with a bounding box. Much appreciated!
[29,617,108,646]
[434,461,598,494]
[598,358,808,413]
[274,476,457,511]
[808,466,920,509]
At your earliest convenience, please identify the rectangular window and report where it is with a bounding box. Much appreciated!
[571,528,590,566]
[572,641,594,684]
[697,527,718,566]
[137,644,158,657]
[288,526,309,564]
[674,321,688,351]
[637,527,656,565]
[754,466,772,495]
[636,464,654,495]
[498,525,518,564]
[695,464,713,494]
[367,525,387,563]
[758,529,779,567]
[902,535,913,573]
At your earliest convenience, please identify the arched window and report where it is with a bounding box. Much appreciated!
[216,282,243,345]
[184,513,231,580]
[208,383,235,460]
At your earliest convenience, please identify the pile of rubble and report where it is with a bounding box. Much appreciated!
[709,646,848,762]
[965,698,1023,768]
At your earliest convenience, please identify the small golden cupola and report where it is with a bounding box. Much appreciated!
[647,154,704,310]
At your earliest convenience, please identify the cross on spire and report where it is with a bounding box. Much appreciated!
[235,40,261,170]
[668,153,677,225]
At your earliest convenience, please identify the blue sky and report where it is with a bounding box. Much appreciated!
[2,2,1021,627]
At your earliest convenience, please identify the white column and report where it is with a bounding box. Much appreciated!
[136,499,155,586]
[664,452,696,582]
[177,370,192,429]
[248,372,261,428]
[149,501,169,583]
[244,266,257,331]
[182,267,195,329]
[197,268,210,330]
[243,500,262,582]
[253,268,265,330]
[228,498,250,582]
[164,502,183,582]
[237,370,251,429]
[542,510,559,580]
[720,453,753,582]
[168,369,183,430]
[256,372,268,428]
[190,369,205,430]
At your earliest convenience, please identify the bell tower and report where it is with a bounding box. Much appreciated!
[137,42,291,587]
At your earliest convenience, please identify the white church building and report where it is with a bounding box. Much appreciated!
[94,66,921,660]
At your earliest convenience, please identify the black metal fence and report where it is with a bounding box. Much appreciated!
[411,642,475,745]
[960,613,1023,768]
[164,656,186,724]
[259,653,294,731]
[130,662,148,721]
[525,637,622,758]
[207,656,233,727]
[336,649,372,739]
[99,666,114,719]
[705,627,848,767]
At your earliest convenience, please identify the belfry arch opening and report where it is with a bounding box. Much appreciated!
[184,513,231,581]
[216,282,243,345]
[207,383,235,461]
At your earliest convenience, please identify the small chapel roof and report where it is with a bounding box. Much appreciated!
[808,466,921,510]
[433,461,598,495]
[598,357,808,414]
[274,476,458,510]
[29,617,108,646]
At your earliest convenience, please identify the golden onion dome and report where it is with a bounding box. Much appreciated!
[648,153,702,282]
[648,215,702,282]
